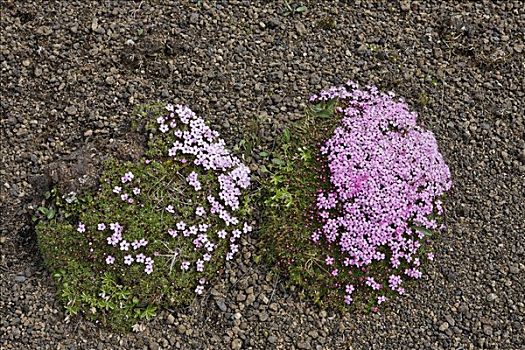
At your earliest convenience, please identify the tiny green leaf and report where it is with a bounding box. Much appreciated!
[272,158,285,166]
[295,5,308,13]
[282,128,291,143]
[46,208,56,220]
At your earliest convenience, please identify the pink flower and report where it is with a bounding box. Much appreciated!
[195,285,204,295]
[119,240,130,251]
[159,124,169,133]
[196,259,204,272]
[192,239,202,250]
[232,229,241,239]
[325,256,334,266]
[181,261,190,270]
[113,186,121,194]
[365,277,382,290]
[405,268,422,279]
[121,171,134,183]
[136,253,145,263]
[388,275,402,290]
[243,222,253,233]
[106,255,115,264]
[131,240,141,250]
[377,296,387,304]
[97,223,106,231]
[345,284,355,294]
[124,255,134,265]
[195,206,206,217]
[186,171,202,191]
[166,205,175,213]
[109,222,123,233]
[109,232,122,245]
[133,187,141,195]
[427,252,434,261]
[77,222,85,233]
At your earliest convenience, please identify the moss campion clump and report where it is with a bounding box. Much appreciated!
[261,82,452,309]
[36,104,252,329]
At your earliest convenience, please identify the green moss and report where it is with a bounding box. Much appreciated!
[258,99,346,308]
[317,16,337,30]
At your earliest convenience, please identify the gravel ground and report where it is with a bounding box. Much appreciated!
[1,1,524,349]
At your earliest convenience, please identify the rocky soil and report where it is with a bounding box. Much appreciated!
[1,1,524,349]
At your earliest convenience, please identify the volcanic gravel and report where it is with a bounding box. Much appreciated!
[1,1,524,349]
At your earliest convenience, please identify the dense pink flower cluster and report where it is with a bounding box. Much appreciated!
[309,82,452,303]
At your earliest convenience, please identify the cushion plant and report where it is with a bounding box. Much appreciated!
[260,82,452,309]
[36,103,253,330]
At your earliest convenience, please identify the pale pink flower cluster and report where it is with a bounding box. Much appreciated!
[113,171,141,205]
[157,104,252,294]
[94,220,155,274]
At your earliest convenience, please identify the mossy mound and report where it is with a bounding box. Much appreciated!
[36,103,253,330]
